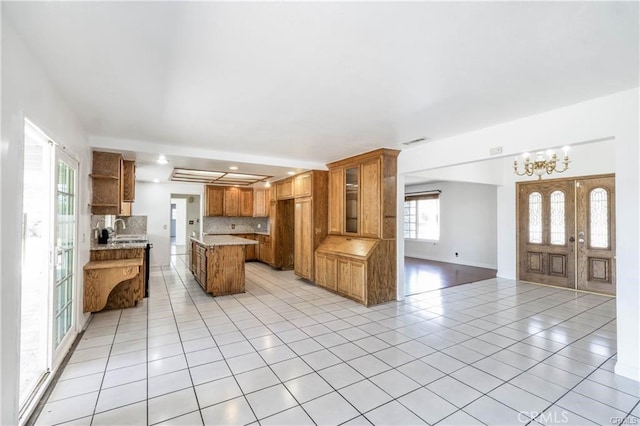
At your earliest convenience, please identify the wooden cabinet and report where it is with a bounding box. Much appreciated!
[294,198,313,279]
[314,253,337,291]
[91,151,122,215]
[205,186,224,216]
[224,188,240,216]
[270,171,328,279]
[89,247,146,310]
[239,189,253,217]
[276,179,294,200]
[91,152,136,216]
[326,149,399,239]
[253,188,270,217]
[360,158,381,238]
[238,234,257,260]
[337,259,365,301]
[257,235,272,265]
[315,235,394,306]
[190,241,247,296]
[328,169,344,234]
[294,173,312,197]
[204,186,254,217]
[121,160,136,202]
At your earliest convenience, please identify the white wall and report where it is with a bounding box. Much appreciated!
[1,20,91,425]
[398,88,639,382]
[404,181,497,269]
[134,182,203,266]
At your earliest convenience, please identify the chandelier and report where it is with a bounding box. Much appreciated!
[513,148,570,180]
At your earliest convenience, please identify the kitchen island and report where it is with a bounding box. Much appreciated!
[190,235,258,296]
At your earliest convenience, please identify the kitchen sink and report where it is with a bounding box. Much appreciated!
[109,234,147,243]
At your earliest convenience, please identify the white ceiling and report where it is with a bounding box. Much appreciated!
[4,1,638,179]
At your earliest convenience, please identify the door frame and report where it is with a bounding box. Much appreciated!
[515,173,615,295]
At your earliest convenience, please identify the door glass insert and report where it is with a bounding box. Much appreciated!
[549,190,565,245]
[54,158,76,347]
[528,192,542,243]
[589,188,609,248]
[345,167,359,233]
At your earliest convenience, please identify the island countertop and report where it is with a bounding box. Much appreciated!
[191,235,258,247]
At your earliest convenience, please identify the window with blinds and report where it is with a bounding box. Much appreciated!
[404,192,440,240]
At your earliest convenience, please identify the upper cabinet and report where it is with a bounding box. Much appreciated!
[253,188,270,217]
[326,149,399,239]
[276,179,294,200]
[90,151,135,216]
[239,188,253,217]
[121,160,136,202]
[205,186,224,216]
[294,173,312,198]
[204,185,255,217]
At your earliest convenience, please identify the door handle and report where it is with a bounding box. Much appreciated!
[578,231,585,244]
[569,237,575,243]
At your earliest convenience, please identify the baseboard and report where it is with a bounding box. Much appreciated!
[405,254,497,270]
[615,360,640,382]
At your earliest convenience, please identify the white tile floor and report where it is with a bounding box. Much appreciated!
[34,256,640,425]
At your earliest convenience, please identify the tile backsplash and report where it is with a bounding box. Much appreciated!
[91,215,148,235]
[203,216,269,234]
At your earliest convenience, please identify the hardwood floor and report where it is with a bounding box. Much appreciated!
[405,257,497,295]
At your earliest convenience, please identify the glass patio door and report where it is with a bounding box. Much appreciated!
[19,121,78,415]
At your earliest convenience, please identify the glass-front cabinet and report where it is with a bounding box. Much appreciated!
[345,167,359,233]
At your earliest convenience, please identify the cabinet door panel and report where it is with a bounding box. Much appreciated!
[224,188,240,216]
[360,159,381,238]
[277,180,294,200]
[315,254,326,286]
[294,174,312,197]
[350,261,366,302]
[328,169,344,234]
[337,258,350,294]
[240,189,254,216]
[205,186,224,216]
[253,189,268,217]
[294,198,312,279]
[325,256,337,291]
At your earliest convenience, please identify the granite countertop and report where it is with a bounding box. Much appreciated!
[191,235,259,247]
[204,231,270,236]
[91,241,148,250]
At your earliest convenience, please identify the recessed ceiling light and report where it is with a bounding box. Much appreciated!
[153,178,160,183]
[287,171,295,175]
[157,155,168,165]
[265,182,271,188]
[229,166,238,170]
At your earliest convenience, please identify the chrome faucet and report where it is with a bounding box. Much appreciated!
[113,218,127,235]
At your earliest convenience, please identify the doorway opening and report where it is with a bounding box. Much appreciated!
[170,194,201,256]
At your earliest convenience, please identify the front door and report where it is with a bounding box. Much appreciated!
[518,179,576,288]
[517,174,615,296]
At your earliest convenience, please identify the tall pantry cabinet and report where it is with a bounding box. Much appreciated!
[316,148,399,306]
